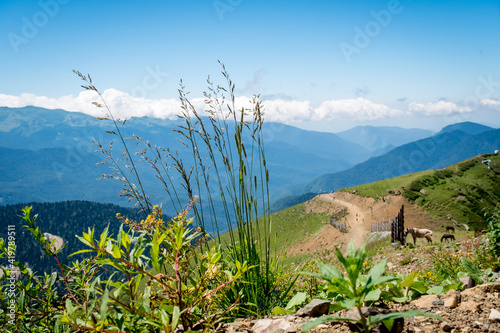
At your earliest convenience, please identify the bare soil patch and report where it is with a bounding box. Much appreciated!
[287,191,438,259]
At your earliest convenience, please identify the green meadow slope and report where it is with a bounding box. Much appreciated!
[342,153,500,230]
[214,153,500,266]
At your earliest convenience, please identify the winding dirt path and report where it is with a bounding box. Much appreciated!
[317,193,375,248]
[285,191,436,258]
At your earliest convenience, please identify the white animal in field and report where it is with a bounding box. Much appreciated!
[405,228,433,244]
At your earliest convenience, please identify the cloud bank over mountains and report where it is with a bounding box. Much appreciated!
[0,90,498,126]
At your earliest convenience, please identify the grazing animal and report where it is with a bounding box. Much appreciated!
[446,226,455,233]
[405,228,433,245]
[441,234,455,243]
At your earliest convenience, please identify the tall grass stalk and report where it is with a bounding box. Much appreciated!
[74,62,284,316]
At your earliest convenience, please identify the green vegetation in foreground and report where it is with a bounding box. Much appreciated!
[342,153,500,229]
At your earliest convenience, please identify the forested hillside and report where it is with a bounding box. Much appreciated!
[0,201,146,274]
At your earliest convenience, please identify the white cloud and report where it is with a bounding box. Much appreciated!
[260,99,313,122]
[313,98,402,121]
[0,89,182,120]
[0,91,406,124]
[480,98,500,110]
[408,101,471,116]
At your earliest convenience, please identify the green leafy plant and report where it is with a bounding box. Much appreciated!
[64,203,249,332]
[383,271,426,302]
[487,209,500,259]
[0,207,73,332]
[2,204,248,332]
[301,242,442,333]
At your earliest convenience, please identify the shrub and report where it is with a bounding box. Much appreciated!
[487,209,500,260]
[1,204,248,332]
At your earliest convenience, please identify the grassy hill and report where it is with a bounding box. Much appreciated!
[341,153,500,230]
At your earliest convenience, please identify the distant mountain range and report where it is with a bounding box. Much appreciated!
[336,125,434,151]
[0,106,375,207]
[277,123,499,204]
[1,106,498,215]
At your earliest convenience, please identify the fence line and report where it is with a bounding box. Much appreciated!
[391,205,405,245]
[331,207,348,220]
[330,217,347,233]
[370,205,405,245]
[371,220,393,232]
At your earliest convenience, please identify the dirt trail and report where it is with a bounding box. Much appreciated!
[318,193,375,248]
[286,191,437,258]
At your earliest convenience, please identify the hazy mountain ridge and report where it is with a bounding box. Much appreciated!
[277,127,500,204]
[437,121,495,135]
[336,125,435,152]
[2,106,498,214]
[0,106,369,206]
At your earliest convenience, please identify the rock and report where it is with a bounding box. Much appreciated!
[252,318,292,333]
[391,243,401,249]
[489,309,500,322]
[461,283,500,297]
[411,295,439,309]
[43,232,64,251]
[459,276,475,289]
[445,289,461,301]
[345,307,404,333]
[458,300,480,313]
[444,296,459,309]
[443,290,461,308]
[223,318,254,333]
[440,321,453,332]
[420,189,427,195]
[432,299,444,306]
[296,299,330,317]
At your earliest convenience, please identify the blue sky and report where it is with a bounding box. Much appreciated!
[1,0,500,132]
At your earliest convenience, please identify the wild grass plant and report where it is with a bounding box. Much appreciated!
[0,64,296,332]
[74,63,290,316]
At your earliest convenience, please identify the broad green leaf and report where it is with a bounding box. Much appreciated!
[317,261,343,280]
[65,299,75,315]
[48,271,57,289]
[112,244,121,259]
[367,258,388,282]
[365,288,381,302]
[272,306,289,315]
[411,281,427,294]
[329,302,347,312]
[401,271,419,288]
[370,310,444,325]
[393,296,409,303]
[381,317,395,331]
[340,298,355,309]
[286,292,307,310]
[443,282,462,292]
[427,285,443,295]
[171,306,180,332]
[100,289,109,321]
